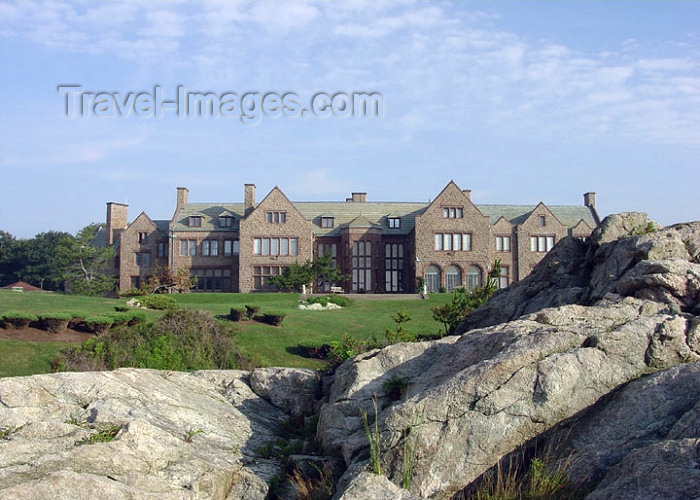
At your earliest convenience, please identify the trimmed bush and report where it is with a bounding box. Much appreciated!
[254,311,286,326]
[126,311,147,326]
[229,307,246,322]
[108,312,133,327]
[38,313,72,334]
[139,294,179,310]
[244,305,260,319]
[2,312,37,329]
[82,316,114,335]
[114,305,130,312]
[328,295,350,307]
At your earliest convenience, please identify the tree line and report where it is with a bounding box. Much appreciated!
[0,223,116,295]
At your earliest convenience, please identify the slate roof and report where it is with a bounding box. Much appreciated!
[169,200,596,235]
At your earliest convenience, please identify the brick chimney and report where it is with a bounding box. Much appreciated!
[347,192,367,203]
[106,202,128,245]
[244,184,256,214]
[463,189,472,201]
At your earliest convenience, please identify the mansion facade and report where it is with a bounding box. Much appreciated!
[102,181,600,294]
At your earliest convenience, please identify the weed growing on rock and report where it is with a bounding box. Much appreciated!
[184,428,203,442]
[77,423,122,446]
[361,395,382,475]
[402,406,425,490]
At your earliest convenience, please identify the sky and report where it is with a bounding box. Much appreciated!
[1,0,698,239]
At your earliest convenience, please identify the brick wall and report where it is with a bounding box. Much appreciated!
[515,203,569,280]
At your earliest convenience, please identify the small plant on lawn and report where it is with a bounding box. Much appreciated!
[360,395,382,475]
[254,311,286,326]
[229,307,246,322]
[184,428,204,442]
[382,376,412,402]
[385,309,413,344]
[139,294,179,310]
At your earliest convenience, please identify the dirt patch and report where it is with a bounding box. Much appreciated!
[0,327,93,343]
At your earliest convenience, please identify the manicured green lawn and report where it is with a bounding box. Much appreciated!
[0,290,450,373]
[0,339,81,377]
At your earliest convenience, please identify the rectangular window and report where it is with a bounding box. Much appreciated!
[496,236,511,252]
[539,215,547,227]
[530,236,555,252]
[384,243,404,292]
[388,217,401,229]
[435,233,471,251]
[290,238,298,256]
[189,216,202,227]
[210,240,218,256]
[138,232,148,243]
[134,252,150,267]
[189,240,196,256]
[442,207,464,218]
[254,238,261,255]
[202,240,210,256]
[499,266,510,289]
[266,212,287,223]
[158,242,167,258]
[262,238,271,255]
[233,240,239,254]
[219,216,233,227]
[253,265,284,291]
[180,240,188,256]
[321,217,334,228]
[224,240,232,256]
[253,237,298,256]
[281,238,289,255]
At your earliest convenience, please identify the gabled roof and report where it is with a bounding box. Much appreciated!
[171,203,246,231]
[477,204,597,228]
[2,281,43,292]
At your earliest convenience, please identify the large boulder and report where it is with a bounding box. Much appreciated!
[250,367,321,417]
[0,369,288,499]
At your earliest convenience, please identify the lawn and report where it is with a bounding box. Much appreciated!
[0,290,451,374]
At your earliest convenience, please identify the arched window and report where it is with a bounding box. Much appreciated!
[425,265,441,293]
[466,265,482,291]
[445,265,462,292]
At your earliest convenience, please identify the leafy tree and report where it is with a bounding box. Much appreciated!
[144,266,195,294]
[268,259,316,291]
[58,223,117,296]
[0,230,19,286]
[312,253,348,291]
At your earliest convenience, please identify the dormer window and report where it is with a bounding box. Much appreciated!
[219,216,234,228]
[442,207,463,218]
[388,217,401,229]
[321,217,334,228]
[189,216,202,227]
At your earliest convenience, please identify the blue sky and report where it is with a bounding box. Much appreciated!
[1,0,698,238]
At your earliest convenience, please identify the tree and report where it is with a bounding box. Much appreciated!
[58,223,117,296]
[144,266,196,294]
[312,253,348,291]
[267,259,316,291]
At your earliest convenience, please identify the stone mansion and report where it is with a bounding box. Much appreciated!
[102,181,600,294]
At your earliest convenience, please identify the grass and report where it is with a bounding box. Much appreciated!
[0,290,452,375]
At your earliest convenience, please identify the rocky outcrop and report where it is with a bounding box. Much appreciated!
[317,214,700,498]
[0,369,288,499]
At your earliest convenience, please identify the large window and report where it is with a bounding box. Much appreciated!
[351,241,372,292]
[445,265,462,292]
[317,243,338,292]
[496,236,511,252]
[466,265,482,291]
[202,240,219,257]
[434,233,471,251]
[530,236,555,252]
[266,212,287,223]
[253,266,284,291]
[384,243,404,292]
[425,265,440,293]
[191,268,232,292]
[134,252,150,267]
[253,237,298,256]
[223,239,239,256]
[180,240,197,256]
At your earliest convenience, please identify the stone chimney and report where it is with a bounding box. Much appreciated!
[106,202,128,245]
[347,192,367,203]
[244,184,256,214]
[176,187,189,211]
[584,192,596,209]
[463,189,472,201]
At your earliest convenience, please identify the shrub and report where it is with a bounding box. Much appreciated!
[1,312,37,329]
[37,312,72,334]
[229,307,246,322]
[126,311,147,326]
[383,376,412,402]
[114,305,130,312]
[255,311,286,326]
[328,295,350,307]
[139,294,179,310]
[108,312,132,327]
[244,305,260,319]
